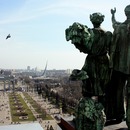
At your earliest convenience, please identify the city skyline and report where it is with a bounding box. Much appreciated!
[0,0,129,70]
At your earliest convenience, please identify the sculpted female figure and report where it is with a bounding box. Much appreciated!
[65,12,112,130]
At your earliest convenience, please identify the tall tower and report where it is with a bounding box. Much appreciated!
[42,61,48,77]
[27,66,31,71]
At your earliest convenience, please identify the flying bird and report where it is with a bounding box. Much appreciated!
[6,34,11,39]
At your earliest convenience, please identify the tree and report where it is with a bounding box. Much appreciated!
[62,97,67,113]
[50,125,54,130]
[55,92,60,107]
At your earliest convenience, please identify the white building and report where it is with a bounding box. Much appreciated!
[0,123,44,130]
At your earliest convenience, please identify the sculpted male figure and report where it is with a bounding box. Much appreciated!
[110,5,130,129]
[66,12,112,130]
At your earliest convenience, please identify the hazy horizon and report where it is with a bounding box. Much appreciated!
[0,0,129,70]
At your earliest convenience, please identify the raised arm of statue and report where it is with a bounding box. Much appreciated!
[111,8,116,24]
[111,7,120,28]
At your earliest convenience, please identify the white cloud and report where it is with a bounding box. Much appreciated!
[0,0,124,24]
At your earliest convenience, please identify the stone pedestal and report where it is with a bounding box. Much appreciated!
[58,118,128,130]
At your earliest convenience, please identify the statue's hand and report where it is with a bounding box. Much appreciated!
[70,69,88,80]
[69,69,80,81]
[111,7,116,14]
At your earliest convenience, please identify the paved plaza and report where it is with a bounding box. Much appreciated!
[104,121,128,130]
[0,91,129,130]
[0,91,58,130]
[0,92,11,125]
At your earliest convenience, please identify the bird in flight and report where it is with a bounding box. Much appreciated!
[6,34,11,39]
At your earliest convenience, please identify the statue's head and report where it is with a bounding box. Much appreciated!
[90,13,104,26]
[124,5,130,17]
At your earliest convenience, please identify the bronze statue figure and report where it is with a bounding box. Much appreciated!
[109,5,130,129]
[65,12,112,130]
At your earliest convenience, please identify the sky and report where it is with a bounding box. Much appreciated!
[0,0,129,70]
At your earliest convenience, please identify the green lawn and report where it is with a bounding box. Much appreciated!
[23,92,53,120]
[9,93,36,122]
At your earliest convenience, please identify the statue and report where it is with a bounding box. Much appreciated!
[109,5,130,129]
[65,12,112,130]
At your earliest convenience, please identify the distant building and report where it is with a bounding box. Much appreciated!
[0,70,12,76]
[27,66,31,71]
[65,69,72,75]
